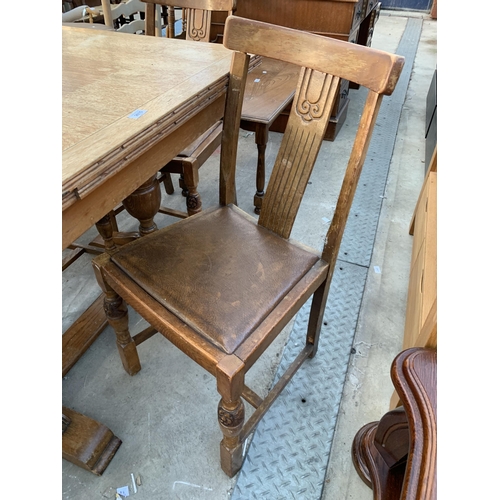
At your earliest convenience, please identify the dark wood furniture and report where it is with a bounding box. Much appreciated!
[239,58,301,213]
[91,15,404,477]
[352,347,437,499]
[63,25,233,473]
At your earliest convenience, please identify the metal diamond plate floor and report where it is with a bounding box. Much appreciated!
[232,17,423,500]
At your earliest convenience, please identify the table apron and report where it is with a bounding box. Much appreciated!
[62,93,226,250]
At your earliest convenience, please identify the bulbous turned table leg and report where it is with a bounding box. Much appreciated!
[122,174,161,236]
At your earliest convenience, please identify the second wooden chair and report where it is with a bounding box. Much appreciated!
[142,0,235,217]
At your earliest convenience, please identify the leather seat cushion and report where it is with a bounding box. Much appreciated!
[111,204,319,354]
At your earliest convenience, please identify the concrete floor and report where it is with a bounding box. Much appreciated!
[62,11,437,499]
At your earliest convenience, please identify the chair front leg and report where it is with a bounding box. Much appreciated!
[104,291,141,376]
[92,256,141,376]
[216,355,245,477]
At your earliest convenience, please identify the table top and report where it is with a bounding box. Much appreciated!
[62,26,233,211]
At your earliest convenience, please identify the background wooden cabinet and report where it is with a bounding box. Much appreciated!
[390,149,437,410]
[404,150,437,351]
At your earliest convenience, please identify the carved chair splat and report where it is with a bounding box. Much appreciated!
[92,15,404,477]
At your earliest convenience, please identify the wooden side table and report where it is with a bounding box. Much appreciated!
[352,347,437,499]
[240,58,301,213]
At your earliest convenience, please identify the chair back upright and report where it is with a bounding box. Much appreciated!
[141,0,235,41]
[221,16,405,266]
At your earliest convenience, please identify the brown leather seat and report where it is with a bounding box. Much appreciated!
[112,204,322,353]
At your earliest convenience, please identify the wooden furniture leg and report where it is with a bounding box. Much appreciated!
[62,406,122,476]
[239,58,300,214]
[104,286,141,376]
[90,176,161,376]
[167,5,175,37]
[216,356,245,477]
[253,124,268,214]
[92,220,141,376]
[122,174,162,236]
[62,211,118,375]
[181,160,202,215]
[63,209,141,377]
[352,407,409,494]
[237,120,270,215]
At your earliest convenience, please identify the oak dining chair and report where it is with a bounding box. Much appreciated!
[142,0,235,217]
[92,15,404,477]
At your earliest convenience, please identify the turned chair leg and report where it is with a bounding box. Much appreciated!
[179,173,188,197]
[103,291,141,376]
[122,174,161,236]
[216,356,245,477]
[182,162,202,216]
[92,257,141,376]
[95,212,119,254]
[253,125,269,215]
